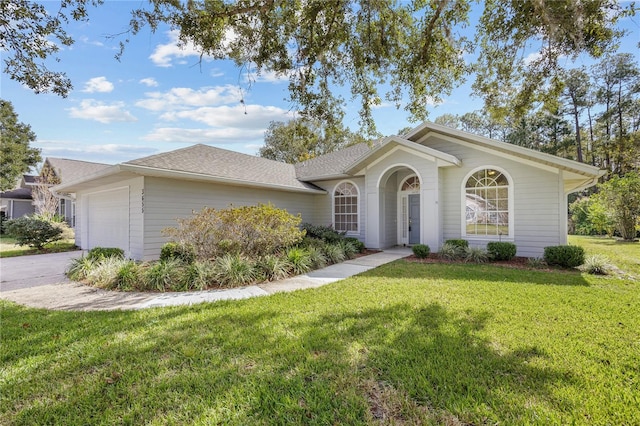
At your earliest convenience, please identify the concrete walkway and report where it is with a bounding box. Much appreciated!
[0,247,411,311]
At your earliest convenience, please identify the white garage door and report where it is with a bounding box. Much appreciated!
[87,187,129,251]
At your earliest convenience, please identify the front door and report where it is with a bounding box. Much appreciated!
[408,194,420,244]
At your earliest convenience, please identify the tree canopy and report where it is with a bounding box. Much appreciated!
[259,119,365,163]
[0,100,41,191]
[2,0,635,135]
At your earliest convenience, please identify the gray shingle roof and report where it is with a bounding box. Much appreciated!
[294,141,380,180]
[124,144,322,192]
[46,158,111,184]
[0,187,32,200]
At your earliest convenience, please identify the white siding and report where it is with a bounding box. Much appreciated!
[75,177,144,259]
[142,177,321,260]
[431,137,563,258]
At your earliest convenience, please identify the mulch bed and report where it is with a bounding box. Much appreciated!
[403,253,533,269]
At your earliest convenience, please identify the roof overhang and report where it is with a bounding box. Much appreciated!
[344,136,461,175]
[53,163,327,195]
[406,122,604,194]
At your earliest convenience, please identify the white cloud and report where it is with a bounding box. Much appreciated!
[160,104,291,128]
[136,86,244,111]
[142,127,265,144]
[68,100,137,123]
[150,30,211,67]
[82,76,114,93]
[139,77,159,87]
[36,140,156,163]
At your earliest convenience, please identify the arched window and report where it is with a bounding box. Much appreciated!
[401,176,420,192]
[334,181,358,233]
[464,168,511,237]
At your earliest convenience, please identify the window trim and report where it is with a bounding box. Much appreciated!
[332,180,360,235]
[461,166,514,240]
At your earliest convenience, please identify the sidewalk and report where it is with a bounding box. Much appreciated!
[0,247,411,311]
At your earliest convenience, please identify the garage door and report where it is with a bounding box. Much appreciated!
[87,187,129,251]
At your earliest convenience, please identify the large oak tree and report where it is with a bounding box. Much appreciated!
[2,0,634,134]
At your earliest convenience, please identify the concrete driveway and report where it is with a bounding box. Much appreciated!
[0,250,83,292]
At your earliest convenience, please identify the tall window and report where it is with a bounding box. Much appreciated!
[334,181,358,233]
[464,168,510,237]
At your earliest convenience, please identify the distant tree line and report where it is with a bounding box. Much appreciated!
[434,53,640,179]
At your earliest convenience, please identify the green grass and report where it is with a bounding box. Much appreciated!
[569,235,640,277]
[1,240,639,424]
[0,235,77,258]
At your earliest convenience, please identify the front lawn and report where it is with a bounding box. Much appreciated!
[569,234,640,276]
[1,240,638,424]
[0,235,77,258]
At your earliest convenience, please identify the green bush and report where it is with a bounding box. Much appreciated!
[543,245,585,268]
[445,239,469,249]
[183,261,215,291]
[160,242,196,264]
[5,217,63,249]
[306,246,328,269]
[164,203,305,260]
[338,240,357,259]
[412,244,430,259]
[344,237,365,253]
[87,247,125,261]
[486,242,517,261]
[301,223,344,243]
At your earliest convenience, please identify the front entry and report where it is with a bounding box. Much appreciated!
[408,194,420,244]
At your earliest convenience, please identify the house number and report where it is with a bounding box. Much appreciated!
[141,189,145,213]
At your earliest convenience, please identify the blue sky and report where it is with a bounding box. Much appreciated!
[2,2,639,165]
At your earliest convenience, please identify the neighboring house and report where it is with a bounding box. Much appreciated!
[41,158,112,226]
[0,175,38,220]
[54,122,604,260]
[0,159,111,225]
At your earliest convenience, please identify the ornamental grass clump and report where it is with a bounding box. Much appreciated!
[214,254,257,287]
[464,246,489,263]
[323,243,346,264]
[256,255,291,282]
[438,242,466,261]
[66,256,97,281]
[581,254,612,275]
[143,259,185,292]
[286,247,313,275]
[86,257,131,290]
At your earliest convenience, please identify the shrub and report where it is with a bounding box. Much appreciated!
[256,255,291,281]
[306,246,328,269]
[5,217,63,249]
[163,203,305,260]
[213,254,258,287]
[301,223,343,243]
[86,257,130,289]
[486,242,517,261]
[143,259,184,291]
[87,247,125,261]
[160,242,196,264]
[527,257,547,269]
[543,245,585,268]
[66,256,97,281]
[323,243,346,264]
[286,247,313,275]
[445,239,469,249]
[412,244,430,259]
[114,260,142,291]
[464,246,489,263]
[183,261,215,290]
[344,237,365,253]
[438,242,466,261]
[338,240,357,259]
[581,255,611,275]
